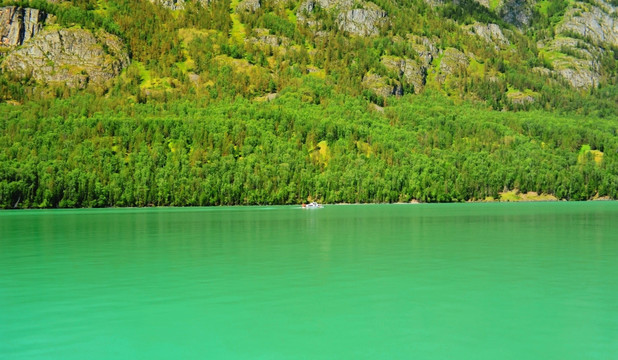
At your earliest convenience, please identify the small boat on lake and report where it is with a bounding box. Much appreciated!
[302,202,323,209]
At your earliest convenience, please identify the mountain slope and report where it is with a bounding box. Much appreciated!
[0,0,616,207]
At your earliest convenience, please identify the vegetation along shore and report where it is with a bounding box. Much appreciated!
[0,0,616,208]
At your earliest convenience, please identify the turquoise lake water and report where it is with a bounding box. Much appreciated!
[1,202,617,359]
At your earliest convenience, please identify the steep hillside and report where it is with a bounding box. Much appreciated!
[0,0,616,108]
[0,0,616,207]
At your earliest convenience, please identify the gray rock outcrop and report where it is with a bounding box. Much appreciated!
[237,0,261,12]
[409,35,440,67]
[151,0,186,10]
[499,0,534,28]
[246,28,290,49]
[507,91,535,105]
[298,0,387,37]
[2,29,129,88]
[381,56,426,93]
[557,2,617,47]
[1,7,47,47]
[298,0,354,14]
[538,1,617,88]
[553,62,599,89]
[437,47,469,84]
[149,0,210,10]
[337,7,387,36]
[362,73,403,98]
[466,23,510,49]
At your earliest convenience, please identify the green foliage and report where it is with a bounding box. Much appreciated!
[1,0,617,207]
[0,0,122,36]
[259,13,297,39]
[439,0,504,26]
[0,84,616,208]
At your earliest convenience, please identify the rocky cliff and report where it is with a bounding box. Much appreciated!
[0,6,47,47]
[2,29,129,88]
[149,0,210,10]
[542,0,617,88]
[423,0,617,89]
[498,0,535,28]
[298,0,388,36]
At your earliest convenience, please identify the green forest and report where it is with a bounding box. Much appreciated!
[0,0,617,207]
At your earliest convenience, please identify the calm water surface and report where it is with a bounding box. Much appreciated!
[1,202,617,359]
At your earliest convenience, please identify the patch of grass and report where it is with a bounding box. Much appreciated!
[499,190,521,201]
[424,53,443,91]
[539,49,567,65]
[132,62,151,87]
[131,61,172,90]
[536,0,552,16]
[310,140,331,166]
[499,190,558,201]
[229,0,246,43]
[94,0,110,17]
[578,144,604,165]
[467,58,486,77]
[356,141,373,157]
[286,9,297,25]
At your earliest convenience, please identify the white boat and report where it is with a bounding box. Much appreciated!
[302,202,323,208]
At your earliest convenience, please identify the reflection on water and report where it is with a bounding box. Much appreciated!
[1,203,617,359]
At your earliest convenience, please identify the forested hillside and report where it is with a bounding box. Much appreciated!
[0,0,617,207]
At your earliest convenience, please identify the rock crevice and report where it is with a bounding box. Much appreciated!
[0,6,47,47]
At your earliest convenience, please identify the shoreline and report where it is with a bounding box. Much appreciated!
[1,197,616,211]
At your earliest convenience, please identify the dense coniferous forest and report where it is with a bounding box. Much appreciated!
[0,0,616,207]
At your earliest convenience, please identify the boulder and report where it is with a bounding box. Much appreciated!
[2,29,130,88]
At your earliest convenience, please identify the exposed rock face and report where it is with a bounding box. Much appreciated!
[538,1,617,88]
[298,0,387,37]
[558,2,617,47]
[532,66,551,77]
[151,0,186,10]
[437,47,469,84]
[246,28,290,50]
[0,7,47,47]
[499,0,534,28]
[409,35,440,67]
[298,0,354,14]
[336,7,387,36]
[149,0,210,10]
[507,91,535,105]
[362,73,403,98]
[2,29,129,88]
[237,0,261,12]
[381,56,426,93]
[466,23,510,49]
[552,56,600,89]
